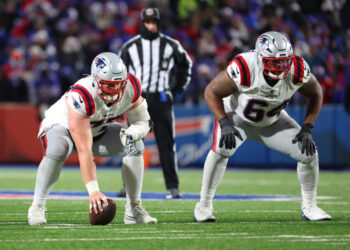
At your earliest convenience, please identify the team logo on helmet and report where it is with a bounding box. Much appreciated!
[258,36,269,50]
[258,36,268,44]
[94,58,107,72]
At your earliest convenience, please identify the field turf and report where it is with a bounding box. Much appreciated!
[0,167,349,249]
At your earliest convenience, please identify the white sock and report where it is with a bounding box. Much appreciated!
[33,156,64,207]
[122,155,143,208]
[297,154,319,208]
[199,150,228,207]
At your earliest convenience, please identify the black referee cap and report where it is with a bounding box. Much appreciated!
[140,8,160,21]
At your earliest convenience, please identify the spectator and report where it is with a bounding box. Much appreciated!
[0,1,348,107]
[345,83,350,113]
[1,48,29,102]
[31,62,61,107]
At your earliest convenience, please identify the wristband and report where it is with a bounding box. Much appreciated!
[301,123,313,133]
[218,117,231,128]
[86,180,100,195]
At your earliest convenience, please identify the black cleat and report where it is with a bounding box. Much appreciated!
[166,188,182,199]
[116,187,126,198]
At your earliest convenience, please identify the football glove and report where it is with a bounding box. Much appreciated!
[219,117,243,149]
[120,129,138,156]
[171,86,183,97]
[292,123,316,156]
[120,128,135,146]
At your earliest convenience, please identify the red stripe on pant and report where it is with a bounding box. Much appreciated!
[40,134,48,156]
[212,120,219,152]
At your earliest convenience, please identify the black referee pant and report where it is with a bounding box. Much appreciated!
[143,92,179,190]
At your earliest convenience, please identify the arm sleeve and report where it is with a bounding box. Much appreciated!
[119,46,130,66]
[119,42,135,73]
[123,100,151,141]
[172,41,193,92]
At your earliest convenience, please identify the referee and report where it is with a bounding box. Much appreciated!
[119,7,192,199]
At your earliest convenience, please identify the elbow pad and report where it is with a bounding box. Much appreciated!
[121,100,151,145]
[120,120,149,145]
[126,99,150,124]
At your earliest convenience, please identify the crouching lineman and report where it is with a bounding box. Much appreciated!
[28,52,157,225]
[194,31,331,222]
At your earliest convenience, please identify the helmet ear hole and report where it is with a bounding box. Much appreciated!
[91,52,128,103]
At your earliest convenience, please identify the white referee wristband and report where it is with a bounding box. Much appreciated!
[86,180,100,195]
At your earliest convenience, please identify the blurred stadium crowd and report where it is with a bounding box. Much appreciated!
[0,0,349,110]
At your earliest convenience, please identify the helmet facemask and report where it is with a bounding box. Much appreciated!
[95,76,127,103]
[262,56,293,80]
[91,52,128,103]
[255,31,294,80]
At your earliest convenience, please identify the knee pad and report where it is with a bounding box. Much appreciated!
[296,150,319,165]
[46,135,73,161]
[123,139,144,157]
[213,147,235,158]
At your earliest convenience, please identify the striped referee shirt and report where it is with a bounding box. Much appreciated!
[119,33,192,94]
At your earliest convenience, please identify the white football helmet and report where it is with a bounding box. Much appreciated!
[255,31,294,80]
[91,52,128,103]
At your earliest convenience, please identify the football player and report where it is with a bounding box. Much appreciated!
[28,52,157,225]
[194,31,331,222]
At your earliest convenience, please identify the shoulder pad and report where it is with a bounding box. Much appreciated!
[127,73,142,103]
[227,54,252,87]
[292,56,311,85]
[68,84,96,116]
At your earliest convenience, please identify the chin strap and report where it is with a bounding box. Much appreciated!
[264,70,288,80]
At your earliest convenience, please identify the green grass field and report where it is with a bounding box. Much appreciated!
[0,167,349,250]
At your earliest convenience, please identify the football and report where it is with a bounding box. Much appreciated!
[89,198,116,225]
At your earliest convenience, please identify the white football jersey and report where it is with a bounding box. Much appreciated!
[40,73,141,137]
[226,50,311,126]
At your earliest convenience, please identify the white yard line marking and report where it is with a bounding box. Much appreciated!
[235,210,296,213]
[318,201,349,205]
[220,180,297,185]
[1,220,348,226]
[3,209,350,217]
[233,210,350,213]
[149,210,186,213]
[0,234,349,243]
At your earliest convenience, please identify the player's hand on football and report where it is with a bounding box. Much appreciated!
[292,123,316,156]
[219,117,243,149]
[89,191,109,214]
